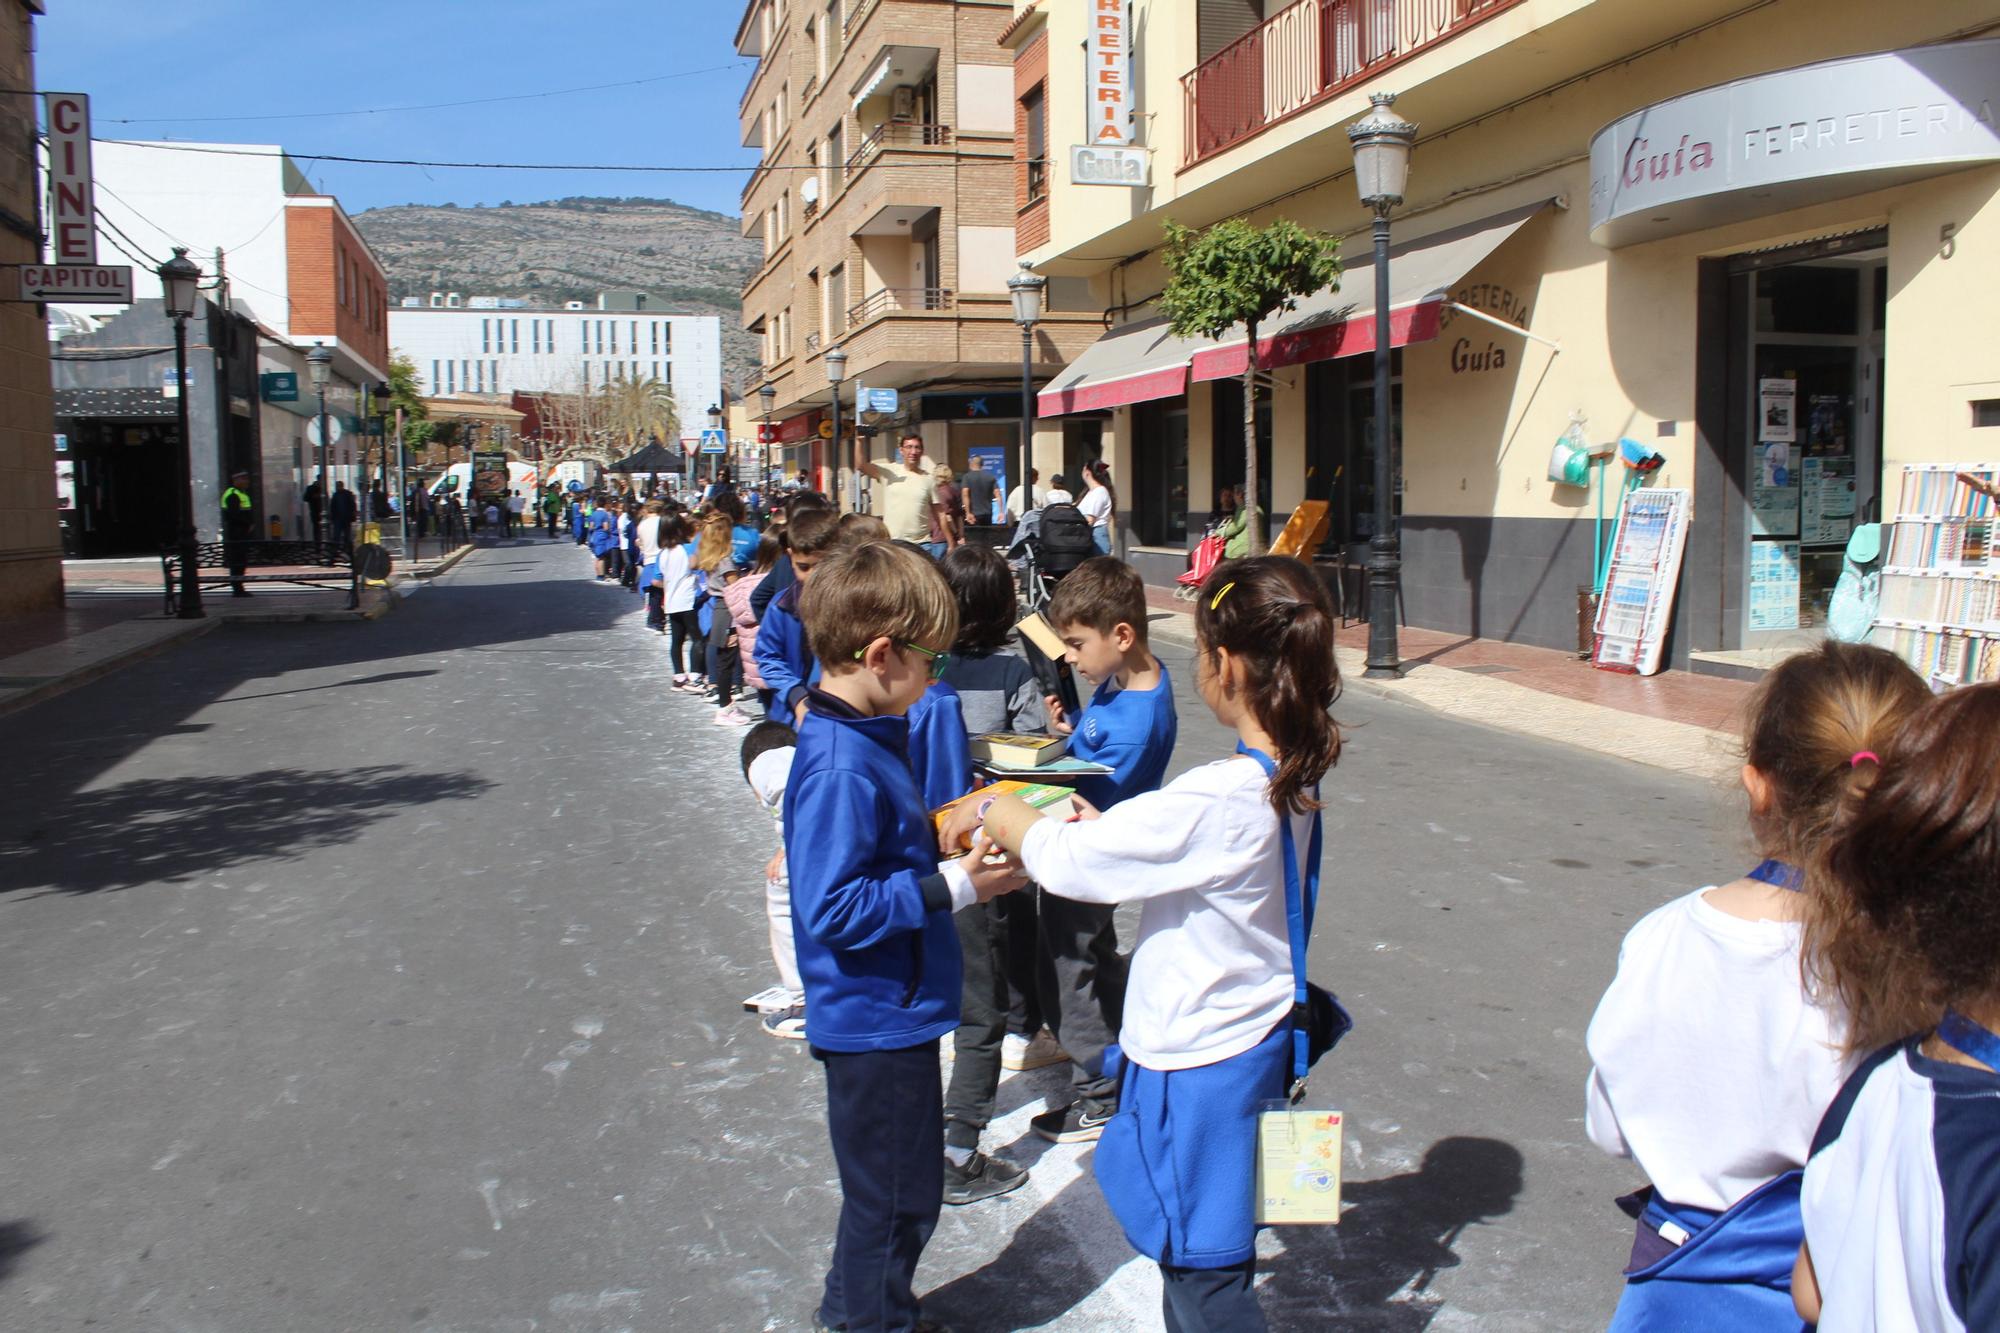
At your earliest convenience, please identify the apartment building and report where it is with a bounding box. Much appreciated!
[1012,0,2000,673]
[735,0,1101,508]
[0,0,55,613]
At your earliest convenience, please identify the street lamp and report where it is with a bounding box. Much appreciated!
[1346,90,1417,679]
[825,345,849,510]
[759,380,776,490]
[1007,260,1046,528]
[306,341,333,547]
[707,402,723,487]
[370,381,392,527]
[158,246,204,618]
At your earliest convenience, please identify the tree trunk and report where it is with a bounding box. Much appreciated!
[1244,317,1264,556]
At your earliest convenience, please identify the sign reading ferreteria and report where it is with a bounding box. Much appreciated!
[1089,0,1130,145]
[1590,39,2000,246]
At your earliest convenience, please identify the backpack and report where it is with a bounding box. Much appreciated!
[1037,503,1095,573]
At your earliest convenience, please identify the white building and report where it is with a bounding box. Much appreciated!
[388,300,723,434]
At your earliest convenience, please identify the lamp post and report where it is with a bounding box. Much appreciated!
[759,381,777,491]
[306,341,332,546]
[1346,91,1417,679]
[370,380,391,528]
[707,402,723,488]
[825,345,849,511]
[1008,261,1046,528]
[158,247,204,619]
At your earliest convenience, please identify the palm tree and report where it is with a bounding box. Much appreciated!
[604,376,679,457]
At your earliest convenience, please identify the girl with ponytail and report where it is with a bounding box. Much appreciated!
[975,556,1342,1330]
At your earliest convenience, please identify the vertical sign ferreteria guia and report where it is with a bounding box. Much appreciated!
[1090,0,1130,145]
[44,93,95,265]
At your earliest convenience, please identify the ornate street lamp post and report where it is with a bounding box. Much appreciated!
[759,380,776,491]
[825,345,849,511]
[158,247,204,618]
[306,341,333,547]
[1007,261,1046,528]
[1346,91,1417,679]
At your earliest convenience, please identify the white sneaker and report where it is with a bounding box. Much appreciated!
[1001,1029,1068,1072]
[712,705,754,727]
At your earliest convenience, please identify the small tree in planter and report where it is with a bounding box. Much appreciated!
[1157,217,1340,555]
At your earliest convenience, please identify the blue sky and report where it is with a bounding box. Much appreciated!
[35,0,762,217]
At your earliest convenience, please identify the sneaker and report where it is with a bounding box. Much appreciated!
[813,1315,951,1333]
[1031,1098,1116,1144]
[943,1151,1029,1206]
[1001,1029,1068,1072]
[673,678,705,694]
[713,706,755,727]
[759,1004,807,1040]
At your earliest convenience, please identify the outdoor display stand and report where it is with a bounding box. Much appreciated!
[1591,488,1691,676]
[1270,500,1330,558]
[1870,463,2000,689]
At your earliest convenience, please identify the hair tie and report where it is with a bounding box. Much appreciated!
[1850,751,1880,768]
[1209,580,1236,610]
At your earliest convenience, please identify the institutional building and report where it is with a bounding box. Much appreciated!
[734,0,1103,507]
[1011,0,2000,674]
[0,0,57,613]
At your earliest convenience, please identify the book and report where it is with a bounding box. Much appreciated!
[1015,612,1082,719]
[933,779,1079,846]
[975,755,1114,780]
[969,733,1068,767]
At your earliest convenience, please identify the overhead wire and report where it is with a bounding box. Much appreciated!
[98,139,795,174]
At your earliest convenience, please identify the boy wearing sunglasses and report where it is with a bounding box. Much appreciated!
[788,540,1026,1333]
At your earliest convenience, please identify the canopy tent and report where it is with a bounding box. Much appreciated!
[1037,199,1554,416]
[612,439,689,474]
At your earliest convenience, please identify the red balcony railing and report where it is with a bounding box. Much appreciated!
[1181,0,1526,167]
[847,287,953,326]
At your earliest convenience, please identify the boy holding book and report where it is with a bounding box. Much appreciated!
[787,541,1026,1333]
[1033,555,1178,1142]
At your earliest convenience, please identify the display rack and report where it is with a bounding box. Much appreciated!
[1871,463,2000,689]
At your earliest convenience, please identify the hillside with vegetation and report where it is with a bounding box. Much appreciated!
[353,195,761,390]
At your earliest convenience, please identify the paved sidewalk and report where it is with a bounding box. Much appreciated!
[1143,588,1752,781]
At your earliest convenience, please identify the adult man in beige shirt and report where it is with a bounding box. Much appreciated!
[869,432,945,546]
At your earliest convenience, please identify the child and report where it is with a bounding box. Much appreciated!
[658,515,702,690]
[754,507,840,725]
[1793,683,2000,1330]
[1582,641,1927,1328]
[722,534,781,720]
[694,514,746,721]
[936,544,1051,1205]
[974,556,1342,1330]
[741,719,806,1038]
[1032,555,1179,1142]
[786,541,1025,1333]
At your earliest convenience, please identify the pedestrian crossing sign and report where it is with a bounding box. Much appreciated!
[699,428,728,454]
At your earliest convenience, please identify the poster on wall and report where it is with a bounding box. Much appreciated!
[1800,457,1856,545]
[1751,439,1799,536]
[1749,540,1802,631]
[1758,378,1796,443]
[1592,487,1692,676]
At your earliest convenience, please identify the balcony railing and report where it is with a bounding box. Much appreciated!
[1181,0,1526,166]
[806,331,823,353]
[847,287,953,326]
[844,0,880,36]
[1026,157,1048,204]
[803,73,820,104]
[802,195,821,223]
[845,121,952,172]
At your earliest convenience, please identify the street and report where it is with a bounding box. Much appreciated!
[0,539,1725,1332]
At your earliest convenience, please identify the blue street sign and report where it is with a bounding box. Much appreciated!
[699,428,729,454]
[863,387,898,414]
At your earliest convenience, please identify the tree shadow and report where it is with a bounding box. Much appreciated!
[0,766,494,898]
[0,1220,46,1284]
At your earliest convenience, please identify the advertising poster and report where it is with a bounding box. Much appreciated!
[472,451,509,500]
[1591,488,1692,676]
[1800,457,1856,545]
[1758,378,1796,443]
[1749,540,1801,631]
[1751,441,1798,536]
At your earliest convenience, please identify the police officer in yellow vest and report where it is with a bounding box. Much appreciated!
[220,470,256,597]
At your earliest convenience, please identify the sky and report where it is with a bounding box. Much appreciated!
[35,0,763,217]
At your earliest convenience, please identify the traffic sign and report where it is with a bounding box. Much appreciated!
[699,427,729,454]
[863,387,898,414]
[12,263,131,303]
[307,416,344,446]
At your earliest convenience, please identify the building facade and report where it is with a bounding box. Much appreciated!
[0,0,58,614]
[387,300,723,442]
[1014,0,2000,672]
[734,0,1102,510]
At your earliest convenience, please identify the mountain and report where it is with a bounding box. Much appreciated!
[352,195,761,391]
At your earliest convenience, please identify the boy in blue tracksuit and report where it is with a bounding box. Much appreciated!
[1032,556,1178,1143]
[784,540,1025,1333]
[755,508,840,723]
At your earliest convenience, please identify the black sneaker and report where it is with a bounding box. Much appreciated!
[813,1315,952,1332]
[1031,1099,1116,1144]
[943,1151,1029,1205]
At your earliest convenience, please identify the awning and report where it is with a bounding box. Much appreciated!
[1039,200,1550,416]
[1191,200,1552,381]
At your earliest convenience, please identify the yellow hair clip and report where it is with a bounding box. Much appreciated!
[1209,580,1237,610]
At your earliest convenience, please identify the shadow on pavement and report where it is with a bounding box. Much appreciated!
[0,765,494,897]
[0,1220,46,1284]
[922,1172,1122,1331]
[213,668,440,703]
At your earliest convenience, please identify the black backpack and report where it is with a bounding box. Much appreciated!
[1037,503,1095,573]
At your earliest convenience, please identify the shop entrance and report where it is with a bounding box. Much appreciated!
[1732,238,1886,646]
[60,418,182,557]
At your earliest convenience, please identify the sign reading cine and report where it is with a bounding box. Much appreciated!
[7,94,132,304]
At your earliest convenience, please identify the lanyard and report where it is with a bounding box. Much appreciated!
[1238,743,1323,1085]
[1745,859,1803,892]
[1937,1010,2000,1071]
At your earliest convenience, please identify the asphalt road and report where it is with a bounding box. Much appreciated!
[0,537,1735,1332]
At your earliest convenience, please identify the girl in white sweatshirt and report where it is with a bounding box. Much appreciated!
[978,556,1343,1333]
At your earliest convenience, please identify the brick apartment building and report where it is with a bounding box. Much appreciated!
[0,0,57,614]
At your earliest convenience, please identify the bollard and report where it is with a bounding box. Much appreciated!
[268,515,282,539]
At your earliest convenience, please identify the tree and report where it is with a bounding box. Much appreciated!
[385,351,435,458]
[1157,217,1340,555]
[603,375,680,457]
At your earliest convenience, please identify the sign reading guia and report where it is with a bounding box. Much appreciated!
[1090,0,1130,145]
[44,93,95,265]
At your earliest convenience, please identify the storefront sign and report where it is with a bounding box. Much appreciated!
[1089,0,1131,145]
[1071,144,1149,186]
[44,92,96,265]
[920,392,1023,421]
[1590,39,2000,245]
[260,371,299,402]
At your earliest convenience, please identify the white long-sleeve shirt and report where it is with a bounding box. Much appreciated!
[635,514,663,562]
[1583,888,1852,1213]
[1020,754,1311,1071]
[659,545,696,613]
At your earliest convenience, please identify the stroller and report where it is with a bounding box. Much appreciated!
[1174,523,1227,601]
[1008,501,1097,613]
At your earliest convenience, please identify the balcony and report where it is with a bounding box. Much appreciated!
[806,331,822,354]
[1181,0,1527,167]
[846,287,953,326]
[844,121,951,173]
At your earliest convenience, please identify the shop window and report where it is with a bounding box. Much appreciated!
[1211,378,1276,530]
[1975,400,2000,429]
[1133,397,1190,546]
[1306,352,1403,553]
[1755,266,1859,336]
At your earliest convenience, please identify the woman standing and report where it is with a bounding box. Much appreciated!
[930,461,965,559]
[1079,460,1116,556]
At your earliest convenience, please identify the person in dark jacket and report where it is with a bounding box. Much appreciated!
[327,482,358,555]
[219,470,256,596]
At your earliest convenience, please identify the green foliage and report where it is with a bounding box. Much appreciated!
[1156,217,1341,343]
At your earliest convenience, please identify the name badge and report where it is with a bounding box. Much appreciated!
[1256,1104,1343,1225]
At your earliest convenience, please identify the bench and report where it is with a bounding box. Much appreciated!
[159,540,360,615]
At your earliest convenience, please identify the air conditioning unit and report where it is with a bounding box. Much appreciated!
[891,86,915,121]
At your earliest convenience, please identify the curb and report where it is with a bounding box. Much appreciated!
[406,545,475,580]
[0,617,220,720]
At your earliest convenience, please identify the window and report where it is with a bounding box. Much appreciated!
[661,323,671,353]
[828,122,844,189]
[1023,85,1047,203]
[582,361,590,388]
[336,251,347,307]
[779,190,790,237]
[826,263,845,330]
[446,361,455,393]
[475,361,484,392]
[461,360,470,392]
[781,306,792,355]
[653,361,661,381]
[630,321,638,350]
[431,359,440,392]
[481,318,490,353]
[825,0,841,58]
[532,321,540,354]
[492,359,500,389]
[660,364,672,389]
[511,319,519,353]
[609,321,617,355]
